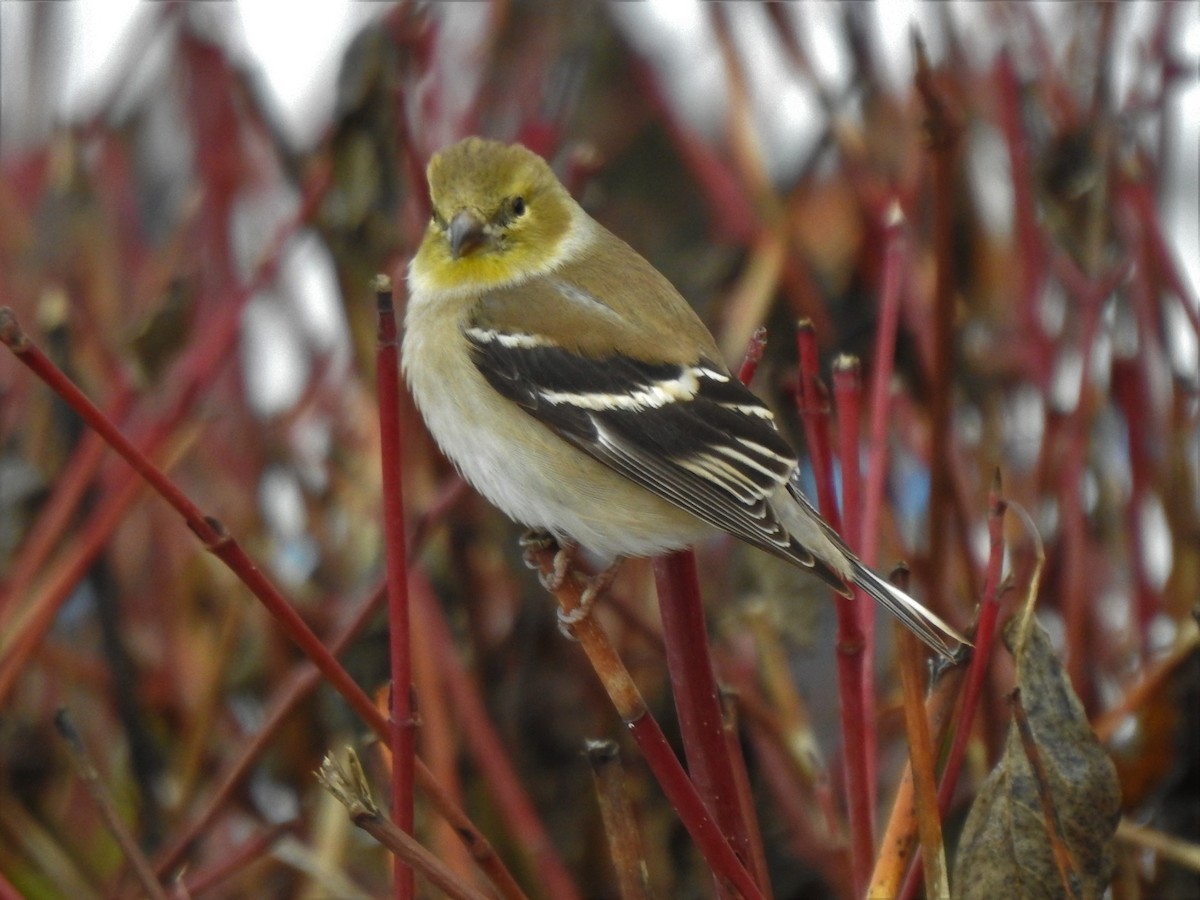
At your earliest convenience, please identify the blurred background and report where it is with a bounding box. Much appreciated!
[1,2,1197,897]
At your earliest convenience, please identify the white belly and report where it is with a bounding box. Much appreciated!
[401,298,710,559]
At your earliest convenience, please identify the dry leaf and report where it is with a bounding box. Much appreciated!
[952,617,1121,899]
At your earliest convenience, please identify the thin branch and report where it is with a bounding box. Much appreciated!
[587,740,653,900]
[317,749,493,900]
[0,306,526,900]
[895,624,949,900]
[795,320,872,897]
[654,552,763,897]
[913,30,964,619]
[54,708,168,900]
[374,274,415,900]
[525,543,764,900]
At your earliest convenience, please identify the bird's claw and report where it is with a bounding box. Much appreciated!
[554,560,622,640]
[535,542,577,592]
[520,529,560,573]
[519,528,557,553]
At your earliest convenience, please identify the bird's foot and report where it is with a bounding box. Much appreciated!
[556,558,623,639]
[538,540,579,593]
[519,528,557,556]
[520,529,568,586]
[519,530,582,602]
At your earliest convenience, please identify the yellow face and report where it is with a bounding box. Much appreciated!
[416,138,574,292]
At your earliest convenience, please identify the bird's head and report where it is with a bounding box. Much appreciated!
[414,138,577,292]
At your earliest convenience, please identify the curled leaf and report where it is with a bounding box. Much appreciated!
[953,617,1120,899]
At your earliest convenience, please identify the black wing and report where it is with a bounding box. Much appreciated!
[465,324,822,565]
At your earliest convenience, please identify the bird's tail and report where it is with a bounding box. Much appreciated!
[848,558,967,661]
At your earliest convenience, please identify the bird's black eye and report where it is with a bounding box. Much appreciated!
[511,196,526,217]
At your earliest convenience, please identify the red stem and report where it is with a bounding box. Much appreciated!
[936,474,1006,812]
[0,172,328,677]
[375,278,415,900]
[0,308,528,900]
[526,545,764,900]
[630,704,765,900]
[737,326,768,385]
[654,552,764,896]
[795,323,840,532]
[861,203,906,571]
[646,326,778,895]
[996,51,1052,387]
[795,320,872,898]
[914,35,962,619]
[832,356,876,819]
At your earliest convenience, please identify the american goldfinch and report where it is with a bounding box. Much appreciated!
[403,137,964,659]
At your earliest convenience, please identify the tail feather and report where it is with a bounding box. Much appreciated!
[849,559,968,661]
[775,477,968,660]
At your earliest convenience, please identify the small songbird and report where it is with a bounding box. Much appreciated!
[403,137,964,659]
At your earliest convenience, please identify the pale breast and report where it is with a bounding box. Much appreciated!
[401,293,710,558]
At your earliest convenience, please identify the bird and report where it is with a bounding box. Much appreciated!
[402,136,965,659]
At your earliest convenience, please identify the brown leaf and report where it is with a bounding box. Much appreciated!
[952,617,1121,899]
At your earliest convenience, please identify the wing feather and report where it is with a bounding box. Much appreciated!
[465,321,831,572]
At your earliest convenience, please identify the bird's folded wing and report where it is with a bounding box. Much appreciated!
[464,318,818,566]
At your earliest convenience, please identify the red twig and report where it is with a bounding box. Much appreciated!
[526,545,765,900]
[0,307,378,719]
[737,326,768,385]
[861,202,907,573]
[795,320,872,897]
[648,325,779,895]
[0,172,328,694]
[832,355,876,810]
[996,50,1052,387]
[914,32,963,618]
[0,307,527,900]
[375,276,415,900]
[936,472,1007,813]
[654,552,764,896]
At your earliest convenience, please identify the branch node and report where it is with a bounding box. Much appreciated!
[0,307,30,352]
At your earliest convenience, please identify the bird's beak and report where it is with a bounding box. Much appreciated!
[449,211,486,259]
